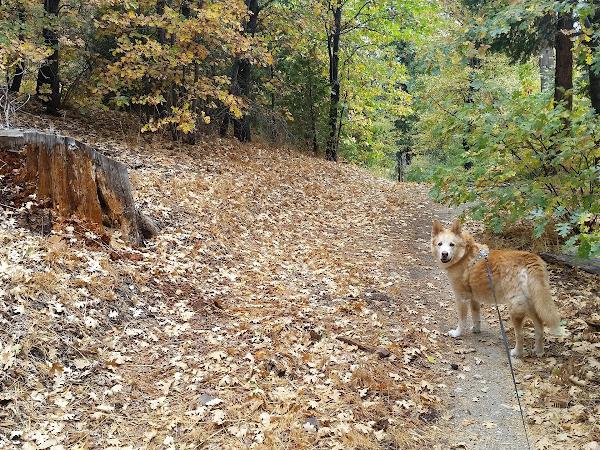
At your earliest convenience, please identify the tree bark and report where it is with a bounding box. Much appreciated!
[0,129,158,245]
[326,5,342,162]
[156,0,167,45]
[308,82,319,155]
[9,5,25,93]
[587,5,600,114]
[396,151,407,182]
[219,114,229,137]
[9,64,25,93]
[269,65,276,143]
[539,46,554,93]
[231,59,252,142]
[554,12,574,110]
[36,0,61,115]
[589,73,600,116]
[230,0,259,143]
[589,64,600,114]
[462,55,480,168]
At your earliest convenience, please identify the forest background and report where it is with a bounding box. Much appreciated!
[1,0,599,256]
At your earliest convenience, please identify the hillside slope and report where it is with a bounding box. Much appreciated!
[1,120,452,449]
[1,114,598,449]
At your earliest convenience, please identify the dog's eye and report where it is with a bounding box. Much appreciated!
[437,242,442,246]
[450,243,455,247]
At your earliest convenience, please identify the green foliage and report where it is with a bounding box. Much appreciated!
[412,50,600,257]
[252,0,436,170]
[467,0,556,62]
[3,0,598,257]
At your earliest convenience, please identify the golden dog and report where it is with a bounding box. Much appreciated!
[432,219,562,357]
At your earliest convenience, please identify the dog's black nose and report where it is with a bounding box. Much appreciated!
[442,251,448,258]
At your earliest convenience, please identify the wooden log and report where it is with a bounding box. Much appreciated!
[539,253,600,275]
[0,128,157,245]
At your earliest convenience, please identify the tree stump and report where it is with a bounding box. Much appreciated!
[0,128,157,245]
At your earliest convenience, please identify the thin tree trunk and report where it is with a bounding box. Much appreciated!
[539,46,554,93]
[231,58,252,142]
[269,65,276,143]
[589,65,600,115]
[462,55,480,168]
[155,0,172,127]
[183,60,199,144]
[397,151,407,182]
[219,114,229,137]
[36,0,60,115]
[335,91,347,156]
[587,5,600,114]
[9,64,24,93]
[554,12,574,110]
[9,5,25,93]
[326,5,342,161]
[230,0,259,143]
[156,0,167,45]
[308,82,318,155]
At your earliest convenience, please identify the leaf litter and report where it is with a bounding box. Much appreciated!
[0,111,598,449]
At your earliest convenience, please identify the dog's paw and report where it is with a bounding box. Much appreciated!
[534,347,545,357]
[448,328,462,338]
[510,348,522,358]
[472,324,481,334]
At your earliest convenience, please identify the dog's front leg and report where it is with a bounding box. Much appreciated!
[470,299,481,333]
[449,298,469,338]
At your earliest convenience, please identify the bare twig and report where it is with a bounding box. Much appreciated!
[337,335,391,358]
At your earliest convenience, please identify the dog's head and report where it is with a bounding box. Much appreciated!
[431,219,468,267]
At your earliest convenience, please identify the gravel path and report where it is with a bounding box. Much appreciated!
[389,200,530,450]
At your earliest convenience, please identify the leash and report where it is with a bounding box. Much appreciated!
[480,248,532,450]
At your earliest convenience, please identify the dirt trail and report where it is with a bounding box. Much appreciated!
[381,197,530,449]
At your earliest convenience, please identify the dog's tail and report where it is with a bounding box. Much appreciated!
[528,266,564,335]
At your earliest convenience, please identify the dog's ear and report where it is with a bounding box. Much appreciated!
[450,219,462,234]
[432,219,443,236]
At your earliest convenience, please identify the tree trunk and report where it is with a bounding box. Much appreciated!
[554,12,574,110]
[219,114,229,137]
[587,5,600,114]
[336,93,347,152]
[326,5,342,162]
[231,58,252,142]
[589,65,600,115]
[308,82,319,155]
[269,65,276,143]
[539,46,554,93]
[461,55,480,168]
[9,64,25,93]
[154,0,172,126]
[9,6,25,93]
[396,151,408,182]
[0,129,158,245]
[228,0,259,143]
[36,0,61,115]
[182,58,198,145]
[156,0,167,44]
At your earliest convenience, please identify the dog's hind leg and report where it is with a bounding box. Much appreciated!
[509,312,525,358]
[531,313,545,357]
[470,299,481,333]
[449,299,469,338]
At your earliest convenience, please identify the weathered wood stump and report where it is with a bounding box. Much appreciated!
[0,128,158,245]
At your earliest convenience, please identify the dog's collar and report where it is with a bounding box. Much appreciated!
[469,247,489,268]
